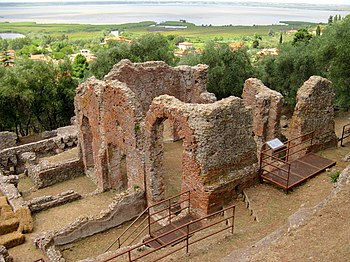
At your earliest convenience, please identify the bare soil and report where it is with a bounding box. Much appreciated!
[6,111,350,262]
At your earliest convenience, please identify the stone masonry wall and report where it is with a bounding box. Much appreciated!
[242,78,284,158]
[75,60,216,193]
[75,78,144,192]
[145,95,259,214]
[0,132,17,151]
[289,76,338,153]
[0,126,78,175]
[104,59,216,114]
[33,189,146,261]
[27,158,84,189]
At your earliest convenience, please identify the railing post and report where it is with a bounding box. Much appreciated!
[286,140,290,162]
[118,238,120,249]
[148,209,151,235]
[186,224,189,253]
[231,206,235,234]
[341,125,345,147]
[188,191,191,214]
[286,163,291,191]
[128,250,131,262]
[168,198,171,224]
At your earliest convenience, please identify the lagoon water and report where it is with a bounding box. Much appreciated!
[0,32,25,39]
[0,2,349,26]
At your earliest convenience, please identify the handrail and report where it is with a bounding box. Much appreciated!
[260,131,315,190]
[101,205,235,262]
[339,123,350,147]
[261,131,314,154]
[105,191,190,252]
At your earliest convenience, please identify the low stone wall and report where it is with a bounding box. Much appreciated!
[0,125,78,175]
[0,172,33,234]
[27,158,84,189]
[0,132,17,151]
[34,189,146,261]
[26,190,82,213]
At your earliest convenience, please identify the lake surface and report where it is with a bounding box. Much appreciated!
[0,32,25,39]
[0,2,349,26]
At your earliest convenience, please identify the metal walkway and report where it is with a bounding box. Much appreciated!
[261,153,336,191]
[145,214,202,248]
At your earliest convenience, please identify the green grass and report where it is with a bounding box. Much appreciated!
[0,20,315,43]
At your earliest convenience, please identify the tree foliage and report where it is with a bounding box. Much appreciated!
[90,34,176,79]
[201,42,255,99]
[0,59,77,136]
[258,16,350,109]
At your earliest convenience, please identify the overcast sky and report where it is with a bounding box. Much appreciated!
[0,0,349,4]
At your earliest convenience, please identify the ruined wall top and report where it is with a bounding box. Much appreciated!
[103,59,216,114]
[242,78,283,108]
[289,76,337,150]
[148,94,258,183]
[242,78,284,154]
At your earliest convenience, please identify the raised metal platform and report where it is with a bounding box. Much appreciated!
[261,153,336,191]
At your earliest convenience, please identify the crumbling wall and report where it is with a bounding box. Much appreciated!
[34,189,146,260]
[242,78,284,157]
[75,79,144,192]
[289,76,338,153]
[0,126,78,175]
[104,59,216,114]
[26,190,82,213]
[0,132,17,151]
[145,95,259,214]
[27,158,84,189]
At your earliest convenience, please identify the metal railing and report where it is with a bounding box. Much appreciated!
[339,123,350,147]
[101,205,235,262]
[104,191,190,252]
[260,131,315,189]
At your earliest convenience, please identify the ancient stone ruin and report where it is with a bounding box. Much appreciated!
[75,59,258,214]
[289,76,338,151]
[242,78,284,157]
[0,61,341,261]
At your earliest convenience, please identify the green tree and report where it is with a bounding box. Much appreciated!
[130,34,175,64]
[315,16,350,109]
[0,59,77,135]
[328,15,333,24]
[72,54,89,79]
[279,32,283,44]
[292,28,313,45]
[257,43,320,107]
[316,25,321,36]
[200,42,255,99]
[252,34,262,48]
[90,41,132,79]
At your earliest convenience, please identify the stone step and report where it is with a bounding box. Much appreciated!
[0,218,19,236]
[0,231,25,249]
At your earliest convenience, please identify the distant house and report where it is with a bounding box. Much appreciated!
[229,42,244,51]
[174,50,187,57]
[178,42,193,50]
[256,48,279,58]
[30,54,50,62]
[103,35,132,44]
[70,49,96,63]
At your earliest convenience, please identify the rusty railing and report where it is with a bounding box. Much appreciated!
[102,205,235,262]
[104,190,190,252]
[339,123,350,147]
[260,131,315,190]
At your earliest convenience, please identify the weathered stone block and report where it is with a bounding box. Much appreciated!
[289,76,338,154]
